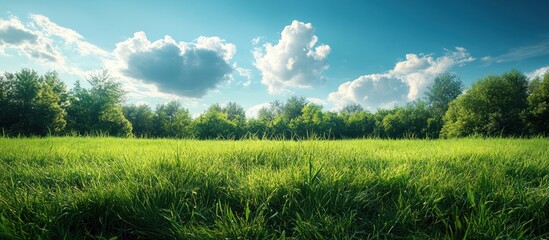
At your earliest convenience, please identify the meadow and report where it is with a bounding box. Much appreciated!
[0,137,548,239]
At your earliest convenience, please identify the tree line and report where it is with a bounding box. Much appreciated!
[1,68,548,139]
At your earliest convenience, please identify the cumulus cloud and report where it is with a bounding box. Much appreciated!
[113,32,235,98]
[328,74,409,111]
[0,16,64,64]
[527,66,549,80]
[0,20,37,45]
[329,47,474,111]
[254,20,331,94]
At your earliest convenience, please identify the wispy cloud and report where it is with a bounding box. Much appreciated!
[482,39,549,64]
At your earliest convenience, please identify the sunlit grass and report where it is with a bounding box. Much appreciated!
[0,137,548,239]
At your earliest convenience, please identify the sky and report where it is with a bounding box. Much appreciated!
[1,0,549,117]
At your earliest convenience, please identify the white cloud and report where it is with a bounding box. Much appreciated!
[251,36,261,45]
[390,47,474,100]
[1,14,239,103]
[246,102,271,119]
[0,16,65,64]
[254,20,331,94]
[485,39,549,64]
[527,66,549,80]
[328,47,474,111]
[233,63,253,87]
[29,14,110,57]
[112,32,236,98]
[306,97,327,106]
[328,74,409,111]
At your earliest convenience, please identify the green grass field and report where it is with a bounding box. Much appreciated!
[1,138,548,239]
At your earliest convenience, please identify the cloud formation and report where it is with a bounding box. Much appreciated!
[114,32,235,98]
[254,20,330,94]
[482,39,549,64]
[0,16,64,63]
[328,74,409,111]
[527,66,549,80]
[246,102,271,119]
[29,14,110,57]
[328,47,474,111]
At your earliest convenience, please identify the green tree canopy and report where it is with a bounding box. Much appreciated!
[441,70,528,138]
[67,71,132,137]
[0,69,66,136]
[123,104,155,137]
[527,72,549,135]
[152,101,192,138]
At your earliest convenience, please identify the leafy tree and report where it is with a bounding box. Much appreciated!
[67,71,132,137]
[320,111,345,139]
[382,101,432,139]
[424,72,463,137]
[282,96,307,122]
[290,103,323,138]
[0,69,66,136]
[153,101,192,138]
[123,104,155,137]
[426,72,463,116]
[371,108,395,138]
[340,103,364,115]
[245,118,269,139]
[441,70,528,138]
[193,107,236,139]
[527,72,549,135]
[223,102,246,121]
[340,111,375,138]
[222,102,246,138]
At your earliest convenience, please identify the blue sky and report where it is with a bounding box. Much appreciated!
[1,0,548,117]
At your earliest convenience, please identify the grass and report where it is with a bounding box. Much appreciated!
[0,137,548,239]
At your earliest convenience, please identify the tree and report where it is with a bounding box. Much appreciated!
[0,69,66,136]
[193,106,236,139]
[282,96,307,122]
[424,72,463,138]
[441,70,528,138]
[245,118,269,139]
[425,72,463,116]
[290,103,324,138]
[67,71,132,137]
[382,101,432,139]
[222,102,246,138]
[340,103,364,115]
[153,101,192,138]
[340,111,375,139]
[123,104,155,137]
[527,72,549,135]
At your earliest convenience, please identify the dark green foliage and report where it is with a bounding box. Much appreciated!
[152,101,192,138]
[426,72,463,117]
[527,72,549,135]
[2,68,549,139]
[382,101,433,139]
[442,70,529,138]
[66,71,132,137]
[425,72,463,138]
[193,106,237,139]
[0,69,66,136]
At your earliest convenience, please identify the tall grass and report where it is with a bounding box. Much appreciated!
[0,137,548,239]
